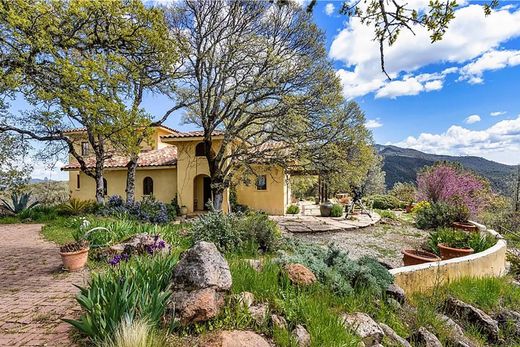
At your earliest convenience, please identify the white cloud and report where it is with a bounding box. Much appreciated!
[459,49,520,83]
[325,3,335,16]
[330,5,520,98]
[393,115,520,164]
[365,119,383,129]
[375,74,443,99]
[465,114,481,124]
[28,157,68,181]
[490,111,506,116]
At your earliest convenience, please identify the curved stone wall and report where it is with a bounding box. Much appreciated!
[389,221,508,294]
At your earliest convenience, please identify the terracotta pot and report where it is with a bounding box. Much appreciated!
[438,243,474,260]
[452,221,478,232]
[60,247,89,272]
[402,249,441,266]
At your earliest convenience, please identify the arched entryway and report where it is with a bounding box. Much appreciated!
[193,174,212,211]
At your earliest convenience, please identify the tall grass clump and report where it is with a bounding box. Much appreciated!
[103,319,167,347]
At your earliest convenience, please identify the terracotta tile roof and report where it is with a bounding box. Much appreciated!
[63,125,178,134]
[161,130,225,139]
[62,146,177,171]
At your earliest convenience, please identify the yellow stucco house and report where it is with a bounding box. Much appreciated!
[62,126,291,215]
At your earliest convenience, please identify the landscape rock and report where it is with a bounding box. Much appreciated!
[206,330,270,347]
[237,292,255,308]
[444,297,500,343]
[248,303,268,325]
[436,313,476,346]
[379,323,411,347]
[494,309,520,337]
[271,314,288,329]
[171,288,224,325]
[284,263,317,286]
[342,312,384,346]
[408,327,442,347]
[170,242,231,325]
[109,233,170,255]
[292,324,311,347]
[245,259,263,272]
[386,284,406,304]
[172,241,232,291]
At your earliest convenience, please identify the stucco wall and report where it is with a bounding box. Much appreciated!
[235,165,288,215]
[69,168,177,203]
[390,223,507,295]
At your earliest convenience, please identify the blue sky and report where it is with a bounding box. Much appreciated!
[23,0,520,179]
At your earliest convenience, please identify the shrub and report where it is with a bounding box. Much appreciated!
[330,204,344,217]
[65,254,175,343]
[415,202,457,229]
[1,191,39,214]
[190,209,240,252]
[103,319,167,347]
[286,204,300,214]
[427,227,497,255]
[100,195,176,224]
[366,194,400,210]
[59,198,96,216]
[277,242,393,296]
[17,205,59,221]
[389,182,416,204]
[411,200,430,214]
[236,212,281,252]
[378,209,397,220]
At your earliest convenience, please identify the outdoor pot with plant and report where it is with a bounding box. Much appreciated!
[59,222,91,271]
[427,227,497,260]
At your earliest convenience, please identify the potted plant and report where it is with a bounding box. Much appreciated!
[431,227,474,260]
[402,249,441,266]
[451,200,477,232]
[320,200,333,217]
[59,229,89,271]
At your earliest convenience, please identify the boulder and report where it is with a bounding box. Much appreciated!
[237,292,255,308]
[342,312,384,346]
[292,324,311,347]
[171,288,224,325]
[109,233,171,255]
[249,303,268,325]
[408,327,442,347]
[172,241,232,291]
[386,284,406,304]
[284,263,317,286]
[379,323,411,347]
[271,314,288,329]
[206,330,270,347]
[444,297,500,343]
[494,309,520,337]
[245,259,263,272]
[436,313,476,346]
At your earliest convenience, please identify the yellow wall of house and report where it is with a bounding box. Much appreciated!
[174,140,229,213]
[68,168,177,203]
[235,165,289,215]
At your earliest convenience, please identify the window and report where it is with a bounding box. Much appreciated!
[195,142,205,157]
[76,174,80,189]
[81,142,89,156]
[143,177,153,195]
[256,175,267,190]
[103,178,108,196]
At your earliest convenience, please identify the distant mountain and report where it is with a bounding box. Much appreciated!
[376,144,518,195]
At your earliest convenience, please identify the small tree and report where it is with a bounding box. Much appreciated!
[390,182,416,204]
[416,162,489,216]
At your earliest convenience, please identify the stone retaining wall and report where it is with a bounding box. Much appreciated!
[389,221,508,294]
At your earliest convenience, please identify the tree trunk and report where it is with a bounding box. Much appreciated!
[94,156,105,205]
[125,156,138,205]
[212,186,224,211]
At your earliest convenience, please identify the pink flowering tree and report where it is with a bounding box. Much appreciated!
[416,163,489,218]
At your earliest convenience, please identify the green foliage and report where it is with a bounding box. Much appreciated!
[507,252,520,280]
[411,200,430,214]
[235,212,281,253]
[415,202,457,229]
[59,199,96,216]
[330,203,344,217]
[65,254,176,344]
[389,182,416,204]
[17,205,59,222]
[290,176,317,200]
[427,228,497,255]
[103,319,167,347]
[1,191,39,214]
[377,209,397,220]
[366,194,400,210]
[277,242,393,296]
[286,204,300,214]
[29,181,69,206]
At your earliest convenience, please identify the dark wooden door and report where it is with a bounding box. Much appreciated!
[203,177,211,210]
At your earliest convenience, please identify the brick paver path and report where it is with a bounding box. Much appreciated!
[0,224,88,346]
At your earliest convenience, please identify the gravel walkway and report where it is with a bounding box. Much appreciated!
[286,220,430,268]
[0,224,87,346]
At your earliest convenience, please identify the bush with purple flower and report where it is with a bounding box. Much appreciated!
[108,234,169,266]
[100,195,176,224]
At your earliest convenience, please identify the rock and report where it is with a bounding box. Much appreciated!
[245,259,263,272]
[170,242,231,325]
[271,314,288,329]
[408,327,442,347]
[206,330,270,347]
[386,284,406,304]
[171,288,225,325]
[494,309,520,337]
[436,313,465,338]
[386,298,402,311]
[248,304,268,325]
[444,297,500,343]
[292,324,311,347]
[379,323,411,347]
[237,292,255,308]
[110,233,170,255]
[342,312,384,346]
[172,241,232,291]
[284,263,317,286]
